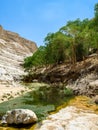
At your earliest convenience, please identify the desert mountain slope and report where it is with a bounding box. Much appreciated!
[0,25,37,85]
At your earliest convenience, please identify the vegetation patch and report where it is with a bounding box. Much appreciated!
[24,3,98,69]
[0,83,73,122]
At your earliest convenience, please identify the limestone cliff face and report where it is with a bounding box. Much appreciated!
[0,25,37,85]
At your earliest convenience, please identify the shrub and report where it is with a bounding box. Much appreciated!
[64,88,73,96]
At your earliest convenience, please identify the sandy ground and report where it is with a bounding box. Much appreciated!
[0,82,45,103]
[0,83,28,103]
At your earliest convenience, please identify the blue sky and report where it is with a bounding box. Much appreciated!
[0,0,98,46]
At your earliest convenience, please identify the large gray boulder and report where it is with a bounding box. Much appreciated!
[1,109,38,124]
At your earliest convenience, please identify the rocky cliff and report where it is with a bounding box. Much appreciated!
[0,25,37,85]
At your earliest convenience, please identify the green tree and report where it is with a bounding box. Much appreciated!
[23,3,98,69]
[93,3,98,52]
[60,19,85,63]
[94,3,98,18]
[24,46,46,68]
[44,32,67,64]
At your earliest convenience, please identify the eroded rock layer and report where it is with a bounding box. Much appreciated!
[0,25,37,85]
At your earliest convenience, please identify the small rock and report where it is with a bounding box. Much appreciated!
[1,109,38,125]
[89,80,98,87]
[94,95,98,104]
[33,79,38,83]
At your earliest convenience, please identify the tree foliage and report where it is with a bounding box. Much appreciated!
[24,3,98,68]
[44,32,67,64]
[24,46,46,68]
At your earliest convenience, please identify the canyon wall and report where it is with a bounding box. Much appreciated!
[0,25,37,85]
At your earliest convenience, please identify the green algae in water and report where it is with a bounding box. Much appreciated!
[0,83,74,129]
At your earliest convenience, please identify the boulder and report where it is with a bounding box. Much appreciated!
[66,74,98,97]
[94,95,98,104]
[1,109,38,125]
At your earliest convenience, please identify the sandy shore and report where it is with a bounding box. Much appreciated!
[0,82,46,103]
[0,83,28,103]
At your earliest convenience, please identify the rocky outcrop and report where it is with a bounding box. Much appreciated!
[36,106,98,130]
[24,55,98,97]
[1,109,38,124]
[0,25,37,85]
[66,73,98,97]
